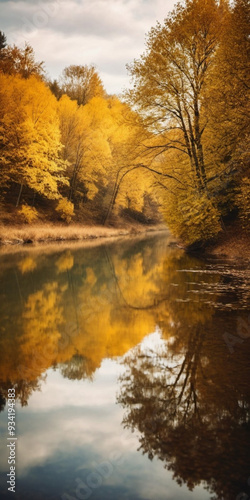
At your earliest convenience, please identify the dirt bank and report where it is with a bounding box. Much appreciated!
[206,222,250,261]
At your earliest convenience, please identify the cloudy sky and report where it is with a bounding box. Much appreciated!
[0,352,209,499]
[0,0,176,95]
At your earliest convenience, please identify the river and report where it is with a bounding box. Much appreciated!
[0,232,249,500]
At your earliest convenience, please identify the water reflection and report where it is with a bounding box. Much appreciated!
[117,259,250,500]
[0,237,166,400]
[0,234,249,499]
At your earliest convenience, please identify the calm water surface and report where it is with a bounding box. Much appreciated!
[0,233,249,500]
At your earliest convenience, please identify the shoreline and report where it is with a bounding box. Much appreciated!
[0,223,168,248]
[1,221,249,262]
[204,222,250,262]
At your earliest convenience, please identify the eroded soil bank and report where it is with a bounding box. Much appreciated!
[205,221,250,261]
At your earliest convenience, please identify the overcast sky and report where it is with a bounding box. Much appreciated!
[0,0,176,95]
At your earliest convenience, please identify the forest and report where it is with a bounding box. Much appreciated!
[0,0,249,246]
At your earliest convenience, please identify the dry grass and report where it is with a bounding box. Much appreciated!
[0,223,167,246]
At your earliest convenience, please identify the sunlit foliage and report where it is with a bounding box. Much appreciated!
[126,0,250,244]
[0,0,249,243]
[0,73,67,206]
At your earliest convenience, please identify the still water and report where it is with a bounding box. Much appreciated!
[0,233,249,500]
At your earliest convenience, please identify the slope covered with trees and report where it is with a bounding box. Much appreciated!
[0,0,249,246]
[0,38,161,228]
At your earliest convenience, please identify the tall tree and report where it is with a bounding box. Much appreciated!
[0,31,7,51]
[48,79,62,100]
[127,0,224,191]
[0,74,67,206]
[60,65,106,106]
[204,0,250,223]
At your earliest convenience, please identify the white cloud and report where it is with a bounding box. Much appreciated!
[0,356,210,500]
[1,0,177,94]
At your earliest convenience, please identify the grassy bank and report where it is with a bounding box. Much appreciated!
[0,222,167,246]
[1,220,248,262]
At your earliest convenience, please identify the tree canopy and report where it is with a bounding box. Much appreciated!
[126,0,250,243]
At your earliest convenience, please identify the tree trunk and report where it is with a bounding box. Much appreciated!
[16,183,24,208]
[194,97,207,188]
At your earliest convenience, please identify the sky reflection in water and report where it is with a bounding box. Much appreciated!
[0,234,249,500]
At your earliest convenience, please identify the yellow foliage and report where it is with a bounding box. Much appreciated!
[56,197,74,223]
[57,93,153,212]
[0,73,67,200]
[1,6,247,243]
[0,238,220,392]
[236,177,250,231]
[19,282,64,380]
[56,251,74,273]
[161,186,221,245]
[18,204,38,223]
[18,257,37,274]
[116,166,154,212]
[85,267,97,286]
[60,64,106,106]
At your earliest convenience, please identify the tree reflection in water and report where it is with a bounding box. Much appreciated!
[118,312,250,500]
[0,235,249,499]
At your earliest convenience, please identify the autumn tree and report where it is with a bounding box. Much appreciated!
[204,0,250,225]
[57,95,84,202]
[57,92,158,222]
[0,74,67,209]
[127,0,225,191]
[0,42,45,78]
[0,39,161,226]
[49,78,62,100]
[57,94,111,206]
[0,31,7,51]
[206,0,249,159]
[123,0,237,244]
[60,64,106,106]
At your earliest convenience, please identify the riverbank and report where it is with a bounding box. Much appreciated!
[205,221,250,261]
[1,220,249,262]
[0,222,167,246]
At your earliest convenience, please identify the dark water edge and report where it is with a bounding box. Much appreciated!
[0,232,249,500]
